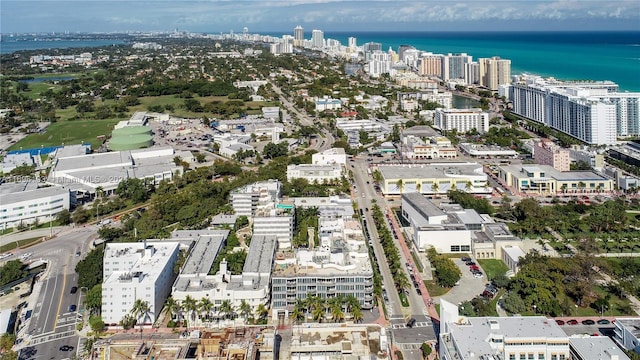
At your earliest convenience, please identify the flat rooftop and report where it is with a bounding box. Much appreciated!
[103,242,180,285]
[569,337,630,360]
[402,192,445,218]
[617,318,640,337]
[243,235,277,275]
[173,230,228,275]
[446,317,567,357]
[378,163,485,180]
[501,164,609,181]
[0,183,68,204]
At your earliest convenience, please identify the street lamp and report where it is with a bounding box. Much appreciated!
[96,203,103,224]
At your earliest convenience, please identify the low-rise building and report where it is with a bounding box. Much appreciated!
[613,318,640,354]
[569,146,605,170]
[400,135,457,160]
[286,164,343,183]
[498,164,614,194]
[315,98,342,112]
[0,182,71,229]
[570,336,630,360]
[501,245,526,276]
[230,180,281,217]
[253,207,294,249]
[0,153,34,174]
[171,231,276,324]
[439,300,570,360]
[458,143,518,158]
[312,147,347,166]
[377,163,490,196]
[287,325,390,359]
[102,241,180,326]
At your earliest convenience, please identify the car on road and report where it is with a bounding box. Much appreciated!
[59,345,74,351]
[416,289,422,295]
[582,319,595,325]
[567,319,578,325]
[69,304,77,312]
[20,252,33,260]
[0,253,12,260]
[555,319,565,325]
[70,286,78,294]
[406,318,416,328]
[597,319,610,325]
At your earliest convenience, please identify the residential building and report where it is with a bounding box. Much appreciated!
[271,215,374,317]
[509,75,639,145]
[286,164,343,183]
[293,25,304,47]
[419,54,442,78]
[102,241,180,326]
[570,336,630,360]
[171,231,276,324]
[497,164,614,194]
[377,163,490,196]
[253,207,294,249]
[312,147,347,166]
[0,182,71,229]
[569,146,605,170]
[367,51,392,78]
[479,57,511,91]
[434,108,490,133]
[609,141,640,167]
[439,299,570,360]
[533,140,570,172]
[230,180,281,217]
[315,98,342,112]
[613,318,640,354]
[311,29,324,49]
[441,53,473,81]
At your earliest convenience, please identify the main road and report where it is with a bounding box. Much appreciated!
[10,226,98,360]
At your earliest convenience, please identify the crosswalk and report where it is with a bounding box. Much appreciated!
[29,330,76,345]
[391,321,430,329]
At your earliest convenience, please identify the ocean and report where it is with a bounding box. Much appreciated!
[321,31,640,92]
[2,31,638,91]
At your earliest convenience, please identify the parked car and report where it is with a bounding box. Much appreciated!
[473,272,484,278]
[567,319,578,325]
[597,319,610,325]
[461,257,471,262]
[465,261,476,266]
[416,289,422,295]
[582,319,596,325]
[59,345,74,351]
[555,319,565,325]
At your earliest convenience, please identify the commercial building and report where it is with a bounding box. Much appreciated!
[171,230,276,324]
[102,241,180,326]
[501,245,526,276]
[497,164,614,195]
[613,318,640,354]
[400,135,457,160]
[0,182,70,229]
[439,300,570,360]
[47,146,184,198]
[533,140,570,172]
[458,143,518,158]
[609,141,640,168]
[0,153,34,174]
[312,147,347,166]
[570,336,630,360]
[479,57,511,91]
[377,163,490,196]
[286,164,343,183]
[287,325,389,359]
[509,75,639,145]
[434,108,490,133]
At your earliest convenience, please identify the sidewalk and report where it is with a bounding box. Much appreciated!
[0,226,66,248]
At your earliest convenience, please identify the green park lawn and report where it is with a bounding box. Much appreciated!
[8,119,119,150]
[477,259,509,281]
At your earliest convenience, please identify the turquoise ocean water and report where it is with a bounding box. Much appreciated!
[323,31,640,92]
[2,31,638,91]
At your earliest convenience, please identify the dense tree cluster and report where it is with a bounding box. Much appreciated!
[370,205,411,292]
[426,248,461,288]
[0,260,27,287]
[75,244,105,290]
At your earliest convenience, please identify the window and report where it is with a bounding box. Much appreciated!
[528,354,534,360]
[450,245,460,252]
[509,355,515,360]
[538,354,544,360]
[559,356,565,360]
[520,355,526,360]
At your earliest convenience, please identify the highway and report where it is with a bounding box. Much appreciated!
[12,226,97,360]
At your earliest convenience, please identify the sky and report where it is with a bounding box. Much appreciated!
[2,0,639,34]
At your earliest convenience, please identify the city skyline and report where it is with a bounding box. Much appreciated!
[2,0,639,34]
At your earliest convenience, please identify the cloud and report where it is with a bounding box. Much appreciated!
[1,0,638,33]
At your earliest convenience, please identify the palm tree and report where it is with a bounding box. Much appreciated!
[415,182,422,193]
[290,306,304,324]
[330,303,345,323]
[164,296,180,327]
[220,300,234,321]
[351,307,364,323]
[198,298,214,323]
[255,303,269,323]
[312,303,325,322]
[432,182,439,196]
[130,299,151,338]
[395,179,404,194]
[182,295,198,330]
[465,181,473,193]
[239,300,252,322]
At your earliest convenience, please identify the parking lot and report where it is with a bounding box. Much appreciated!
[434,257,486,306]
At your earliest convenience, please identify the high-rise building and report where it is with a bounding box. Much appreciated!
[419,54,442,78]
[367,51,392,78]
[311,29,324,49]
[509,76,637,145]
[348,37,357,49]
[533,139,571,171]
[293,25,304,47]
[441,53,472,81]
[479,56,512,91]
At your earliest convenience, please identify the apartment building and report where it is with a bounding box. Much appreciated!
[479,57,511,91]
[533,140,570,172]
[286,164,343,183]
[434,108,490,133]
[102,241,180,326]
[230,180,281,217]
